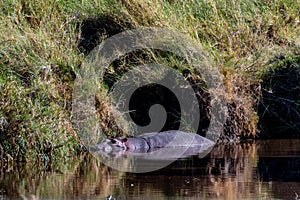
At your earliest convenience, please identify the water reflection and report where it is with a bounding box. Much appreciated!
[1,140,300,199]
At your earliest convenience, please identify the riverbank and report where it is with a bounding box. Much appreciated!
[0,0,299,163]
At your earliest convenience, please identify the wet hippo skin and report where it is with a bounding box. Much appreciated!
[92,130,215,161]
[106,130,214,150]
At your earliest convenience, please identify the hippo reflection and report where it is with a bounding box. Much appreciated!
[92,130,215,160]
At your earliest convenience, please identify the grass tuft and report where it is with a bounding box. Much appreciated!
[0,0,299,162]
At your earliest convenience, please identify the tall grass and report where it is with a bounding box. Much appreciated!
[0,0,299,162]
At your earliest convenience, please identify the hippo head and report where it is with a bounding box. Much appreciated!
[110,137,142,150]
[110,137,128,149]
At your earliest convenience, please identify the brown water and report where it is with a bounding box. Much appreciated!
[1,139,300,200]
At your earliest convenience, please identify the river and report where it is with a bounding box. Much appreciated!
[1,139,300,199]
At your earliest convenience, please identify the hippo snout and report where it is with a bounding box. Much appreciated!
[110,138,127,149]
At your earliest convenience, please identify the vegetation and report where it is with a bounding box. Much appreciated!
[0,0,299,162]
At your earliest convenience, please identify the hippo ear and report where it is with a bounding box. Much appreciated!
[122,138,127,142]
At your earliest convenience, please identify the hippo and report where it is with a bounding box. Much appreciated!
[107,130,214,151]
[92,130,215,166]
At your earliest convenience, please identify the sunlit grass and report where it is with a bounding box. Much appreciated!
[0,0,299,162]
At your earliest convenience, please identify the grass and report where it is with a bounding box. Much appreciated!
[0,0,299,162]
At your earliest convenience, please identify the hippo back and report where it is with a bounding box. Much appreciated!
[139,130,214,148]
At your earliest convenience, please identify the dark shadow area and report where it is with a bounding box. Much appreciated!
[129,83,181,131]
[258,55,300,138]
[103,50,211,135]
[257,139,300,182]
[258,157,300,182]
[78,15,134,54]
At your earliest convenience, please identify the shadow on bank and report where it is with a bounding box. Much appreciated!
[258,55,300,138]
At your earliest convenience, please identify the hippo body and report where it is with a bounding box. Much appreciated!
[92,130,215,162]
[110,130,214,150]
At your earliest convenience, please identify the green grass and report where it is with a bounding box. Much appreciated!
[0,0,299,162]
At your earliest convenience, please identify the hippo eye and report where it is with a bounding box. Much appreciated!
[122,138,127,142]
[111,139,116,144]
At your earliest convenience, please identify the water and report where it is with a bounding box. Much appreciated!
[1,139,300,200]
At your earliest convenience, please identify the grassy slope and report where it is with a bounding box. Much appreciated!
[0,0,299,162]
